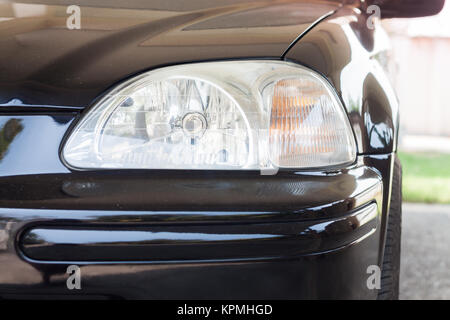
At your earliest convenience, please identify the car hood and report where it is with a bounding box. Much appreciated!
[0,0,342,108]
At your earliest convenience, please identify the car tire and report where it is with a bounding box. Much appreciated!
[378,155,402,300]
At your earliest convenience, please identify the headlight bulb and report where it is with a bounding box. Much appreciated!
[182,112,207,139]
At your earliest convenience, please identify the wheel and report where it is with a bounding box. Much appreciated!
[378,155,402,300]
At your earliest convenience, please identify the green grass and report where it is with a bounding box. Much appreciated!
[399,152,450,204]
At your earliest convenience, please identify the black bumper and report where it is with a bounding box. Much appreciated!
[0,114,394,299]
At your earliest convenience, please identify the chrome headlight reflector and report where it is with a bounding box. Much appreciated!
[63,61,356,170]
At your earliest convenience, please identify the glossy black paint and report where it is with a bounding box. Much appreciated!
[0,1,399,155]
[0,113,391,299]
[0,0,402,299]
[21,203,378,262]
[0,0,341,108]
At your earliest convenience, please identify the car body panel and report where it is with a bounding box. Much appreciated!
[0,0,342,108]
[0,0,401,299]
[0,113,392,299]
[0,1,398,155]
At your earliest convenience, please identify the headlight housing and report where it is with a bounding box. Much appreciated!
[62,61,356,171]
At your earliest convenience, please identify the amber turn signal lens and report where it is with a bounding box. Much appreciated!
[268,78,356,168]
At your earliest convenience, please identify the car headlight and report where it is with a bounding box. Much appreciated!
[62,61,356,171]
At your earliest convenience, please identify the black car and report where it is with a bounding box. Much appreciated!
[0,0,444,300]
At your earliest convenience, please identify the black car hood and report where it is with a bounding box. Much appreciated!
[0,0,342,108]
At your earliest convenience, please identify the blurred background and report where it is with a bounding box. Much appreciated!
[382,1,450,300]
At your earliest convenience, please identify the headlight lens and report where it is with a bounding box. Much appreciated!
[63,61,356,170]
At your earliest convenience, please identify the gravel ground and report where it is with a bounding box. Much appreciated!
[400,203,450,300]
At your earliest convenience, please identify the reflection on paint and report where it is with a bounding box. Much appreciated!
[0,119,23,161]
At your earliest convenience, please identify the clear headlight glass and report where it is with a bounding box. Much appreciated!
[63,61,356,170]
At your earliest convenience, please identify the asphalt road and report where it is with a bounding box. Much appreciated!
[400,203,450,300]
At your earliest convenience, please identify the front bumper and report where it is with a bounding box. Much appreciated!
[0,114,394,299]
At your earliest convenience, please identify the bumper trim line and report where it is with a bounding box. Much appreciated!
[19,203,379,263]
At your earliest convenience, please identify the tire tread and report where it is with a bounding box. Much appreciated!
[377,155,402,300]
